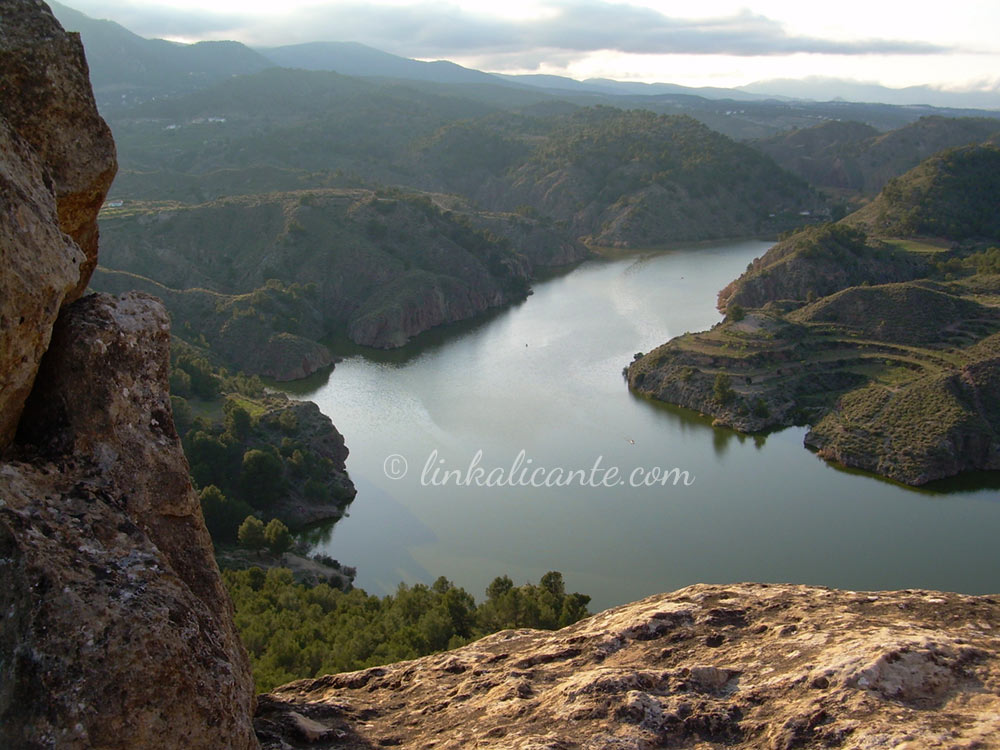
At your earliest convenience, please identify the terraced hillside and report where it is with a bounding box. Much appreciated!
[630,276,1000,484]
[629,145,1000,485]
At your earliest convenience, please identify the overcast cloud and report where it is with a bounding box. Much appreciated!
[67,0,948,62]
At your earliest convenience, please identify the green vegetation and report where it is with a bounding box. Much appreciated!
[755,116,1000,198]
[713,372,735,404]
[503,108,813,246]
[237,516,267,552]
[263,519,293,556]
[849,145,1000,241]
[224,568,590,691]
[169,347,355,539]
[630,142,1000,484]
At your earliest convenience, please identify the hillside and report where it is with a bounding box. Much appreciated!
[755,115,1000,197]
[107,67,502,197]
[630,145,1000,485]
[96,83,825,369]
[845,144,1000,240]
[716,223,927,311]
[490,108,817,246]
[91,189,550,366]
[630,275,1000,484]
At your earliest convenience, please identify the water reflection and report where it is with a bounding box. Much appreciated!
[283,240,1000,610]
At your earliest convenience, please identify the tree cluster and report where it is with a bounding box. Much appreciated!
[224,568,591,691]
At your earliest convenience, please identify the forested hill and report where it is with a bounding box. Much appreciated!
[630,142,1000,486]
[490,108,814,246]
[754,116,1000,197]
[844,144,1000,241]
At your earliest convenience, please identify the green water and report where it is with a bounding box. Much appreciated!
[288,240,1000,611]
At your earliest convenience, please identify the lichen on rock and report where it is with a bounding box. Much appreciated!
[255,583,1000,750]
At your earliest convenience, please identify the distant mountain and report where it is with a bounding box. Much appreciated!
[742,76,1000,111]
[755,116,1000,196]
[258,41,505,86]
[493,74,765,101]
[55,1,1000,143]
[49,1,272,110]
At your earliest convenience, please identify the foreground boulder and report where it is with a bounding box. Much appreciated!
[0,116,84,448]
[1,294,259,749]
[0,2,258,747]
[0,0,116,449]
[256,583,1000,749]
[0,0,117,299]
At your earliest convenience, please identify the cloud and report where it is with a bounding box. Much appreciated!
[61,0,245,37]
[63,0,951,61]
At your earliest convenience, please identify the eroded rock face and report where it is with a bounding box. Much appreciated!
[0,0,117,299]
[0,0,116,450]
[0,117,85,448]
[2,293,258,749]
[0,4,256,743]
[256,583,1000,749]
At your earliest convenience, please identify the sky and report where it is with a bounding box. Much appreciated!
[62,0,1000,92]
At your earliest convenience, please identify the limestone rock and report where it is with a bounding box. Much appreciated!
[0,0,117,299]
[0,0,117,450]
[2,292,258,749]
[0,117,85,448]
[256,583,1000,749]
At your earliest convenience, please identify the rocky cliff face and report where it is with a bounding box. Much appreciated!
[255,583,1000,749]
[0,0,116,299]
[3,293,258,749]
[93,189,534,364]
[716,224,926,314]
[0,2,257,747]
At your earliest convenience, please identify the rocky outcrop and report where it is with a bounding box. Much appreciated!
[256,583,1000,749]
[0,2,257,747]
[0,116,85,448]
[2,294,259,749]
[241,396,356,528]
[0,0,116,299]
[0,0,117,448]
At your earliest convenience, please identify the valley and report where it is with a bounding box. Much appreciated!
[5,2,1000,746]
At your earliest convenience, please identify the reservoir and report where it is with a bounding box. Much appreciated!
[287,240,1000,611]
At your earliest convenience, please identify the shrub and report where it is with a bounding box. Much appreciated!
[713,372,735,404]
[237,515,266,552]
